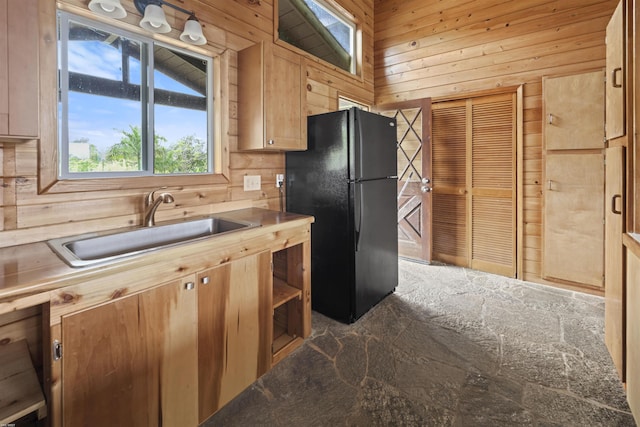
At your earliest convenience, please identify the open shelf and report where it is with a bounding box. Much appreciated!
[271,244,307,365]
[0,340,46,424]
[273,277,301,309]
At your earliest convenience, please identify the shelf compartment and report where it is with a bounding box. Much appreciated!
[273,277,301,309]
[0,339,46,424]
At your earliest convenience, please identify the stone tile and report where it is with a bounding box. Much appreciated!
[203,262,636,427]
[454,373,535,426]
[523,383,637,427]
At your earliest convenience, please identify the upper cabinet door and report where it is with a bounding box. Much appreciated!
[543,71,605,150]
[238,42,307,151]
[606,0,625,141]
[0,0,39,140]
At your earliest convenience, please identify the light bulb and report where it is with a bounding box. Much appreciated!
[101,4,115,12]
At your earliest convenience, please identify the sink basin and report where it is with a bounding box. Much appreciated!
[47,217,259,267]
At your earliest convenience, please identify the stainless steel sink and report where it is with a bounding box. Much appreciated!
[47,217,259,267]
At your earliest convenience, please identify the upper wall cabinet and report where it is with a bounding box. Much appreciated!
[544,71,605,150]
[0,0,39,141]
[238,42,307,151]
[606,0,625,141]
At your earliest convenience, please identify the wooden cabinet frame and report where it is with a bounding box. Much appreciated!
[45,217,312,426]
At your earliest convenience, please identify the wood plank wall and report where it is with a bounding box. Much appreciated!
[0,0,373,249]
[374,0,618,287]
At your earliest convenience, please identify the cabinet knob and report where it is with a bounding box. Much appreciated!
[268,139,275,145]
[185,282,195,290]
[201,276,210,285]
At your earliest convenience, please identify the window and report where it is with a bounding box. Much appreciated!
[278,0,356,74]
[338,96,369,111]
[57,11,214,178]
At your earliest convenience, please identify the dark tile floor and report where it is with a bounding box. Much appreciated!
[203,260,637,426]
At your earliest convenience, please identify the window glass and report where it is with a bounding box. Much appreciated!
[278,0,356,73]
[338,96,369,111]
[58,12,213,178]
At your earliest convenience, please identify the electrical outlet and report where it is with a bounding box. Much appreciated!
[276,174,284,188]
[244,175,261,191]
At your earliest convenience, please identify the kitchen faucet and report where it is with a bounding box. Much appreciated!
[143,187,175,227]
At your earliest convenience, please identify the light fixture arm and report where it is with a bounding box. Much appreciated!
[133,0,196,19]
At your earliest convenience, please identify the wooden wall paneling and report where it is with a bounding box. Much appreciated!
[375,0,617,288]
[376,0,613,62]
[0,0,8,135]
[0,0,375,247]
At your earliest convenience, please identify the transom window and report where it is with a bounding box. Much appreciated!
[278,0,356,74]
[57,11,214,178]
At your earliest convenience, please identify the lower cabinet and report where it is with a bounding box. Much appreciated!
[51,238,312,426]
[59,276,198,427]
[198,251,272,423]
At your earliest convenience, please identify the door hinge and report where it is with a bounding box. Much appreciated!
[53,340,62,361]
[271,261,274,272]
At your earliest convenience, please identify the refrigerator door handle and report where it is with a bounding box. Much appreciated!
[355,182,362,252]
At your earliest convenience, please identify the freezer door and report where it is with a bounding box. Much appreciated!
[350,108,398,180]
[353,178,398,320]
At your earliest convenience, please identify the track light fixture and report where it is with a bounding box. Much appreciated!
[87,0,208,46]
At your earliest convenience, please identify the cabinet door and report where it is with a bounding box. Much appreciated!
[605,146,625,380]
[139,278,198,426]
[61,294,149,427]
[60,278,197,427]
[265,45,307,150]
[543,152,604,287]
[198,251,272,422]
[626,251,640,420]
[238,42,307,151]
[543,71,605,150]
[0,0,39,138]
[606,0,624,140]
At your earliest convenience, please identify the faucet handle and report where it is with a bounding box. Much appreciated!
[146,186,169,206]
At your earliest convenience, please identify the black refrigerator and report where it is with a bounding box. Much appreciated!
[286,107,398,323]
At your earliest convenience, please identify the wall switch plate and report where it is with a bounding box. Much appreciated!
[276,174,284,188]
[244,175,261,191]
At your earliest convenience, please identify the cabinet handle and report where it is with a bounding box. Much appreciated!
[268,139,275,145]
[201,276,210,285]
[612,67,623,88]
[612,194,622,215]
[185,282,195,290]
[53,340,62,361]
[548,113,554,125]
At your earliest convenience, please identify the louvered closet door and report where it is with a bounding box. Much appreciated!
[431,94,516,276]
[432,101,468,266]
[471,94,516,277]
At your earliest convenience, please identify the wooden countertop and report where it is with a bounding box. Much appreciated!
[0,208,313,314]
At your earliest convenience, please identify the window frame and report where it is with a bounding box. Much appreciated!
[273,0,362,78]
[58,11,214,179]
[38,3,228,194]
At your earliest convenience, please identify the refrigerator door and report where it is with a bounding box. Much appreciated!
[350,108,398,181]
[285,110,355,322]
[352,178,398,321]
